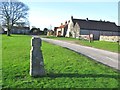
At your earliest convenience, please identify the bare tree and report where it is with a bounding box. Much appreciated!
[0,0,29,36]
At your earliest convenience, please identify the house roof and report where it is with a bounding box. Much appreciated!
[55,24,68,30]
[2,25,30,30]
[12,26,30,30]
[118,26,120,31]
[73,19,119,32]
[59,25,66,28]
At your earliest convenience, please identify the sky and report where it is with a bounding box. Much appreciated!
[22,0,119,30]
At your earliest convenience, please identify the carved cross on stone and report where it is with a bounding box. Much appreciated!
[30,36,45,77]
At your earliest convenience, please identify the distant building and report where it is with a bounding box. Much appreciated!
[2,25,30,34]
[55,16,120,40]
[47,30,54,36]
[118,26,120,35]
[54,21,68,37]
[11,26,30,34]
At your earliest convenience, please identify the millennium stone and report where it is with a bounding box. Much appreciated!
[30,36,45,77]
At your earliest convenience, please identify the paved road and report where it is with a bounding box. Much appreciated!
[41,38,120,70]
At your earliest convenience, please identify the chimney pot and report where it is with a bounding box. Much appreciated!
[71,16,73,20]
[65,21,67,24]
[86,18,88,21]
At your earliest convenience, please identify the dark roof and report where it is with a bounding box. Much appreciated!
[2,25,30,30]
[73,19,119,32]
[118,26,120,31]
[12,26,30,30]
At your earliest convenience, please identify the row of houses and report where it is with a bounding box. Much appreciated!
[54,16,120,41]
[0,25,30,34]
[0,24,48,35]
[1,16,120,42]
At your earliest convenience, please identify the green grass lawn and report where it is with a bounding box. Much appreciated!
[0,35,2,89]
[2,34,120,88]
[44,36,120,53]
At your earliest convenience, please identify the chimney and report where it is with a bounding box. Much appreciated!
[71,16,73,20]
[86,18,88,21]
[65,21,67,25]
[68,20,70,24]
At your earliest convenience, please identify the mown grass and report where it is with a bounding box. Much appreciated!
[2,34,120,88]
[45,36,120,53]
[0,34,2,89]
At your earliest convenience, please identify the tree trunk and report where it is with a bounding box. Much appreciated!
[7,29,11,36]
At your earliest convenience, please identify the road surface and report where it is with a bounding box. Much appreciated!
[41,38,120,70]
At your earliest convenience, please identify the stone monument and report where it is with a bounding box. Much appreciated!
[30,36,45,77]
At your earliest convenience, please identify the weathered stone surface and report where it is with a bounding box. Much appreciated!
[100,36,120,42]
[30,36,45,77]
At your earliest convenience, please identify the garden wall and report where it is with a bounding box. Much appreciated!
[99,35,120,42]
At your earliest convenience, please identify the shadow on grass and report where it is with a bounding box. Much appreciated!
[46,73,119,79]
